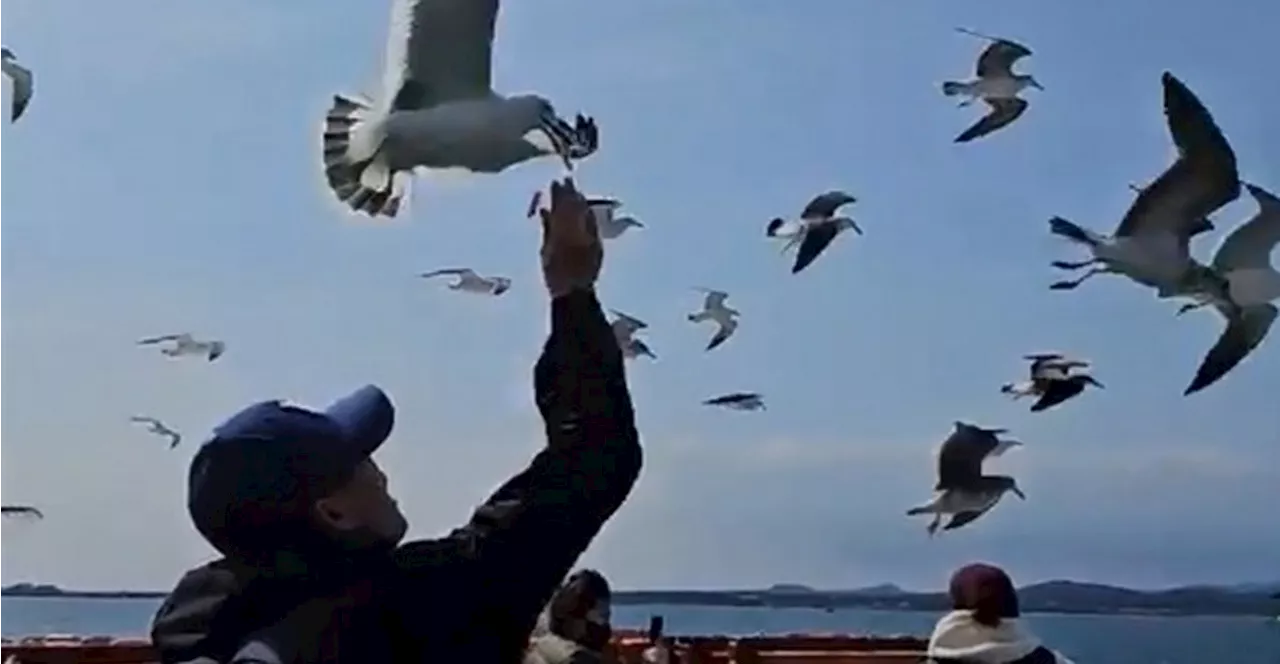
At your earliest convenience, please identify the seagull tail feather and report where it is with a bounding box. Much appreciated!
[321,94,406,219]
[941,81,968,97]
[1048,216,1099,247]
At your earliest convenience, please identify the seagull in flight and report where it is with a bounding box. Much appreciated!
[1001,353,1103,412]
[2,47,33,122]
[687,288,741,351]
[131,416,183,449]
[321,0,599,218]
[766,191,863,274]
[907,422,1025,536]
[526,191,644,239]
[1048,72,1240,295]
[137,333,226,361]
[610,309,655,360]
[702,392,765,411]
[419,267,511,295]
[2,505,44,520]
[1176,183,1280,396]
[942,28,1043,143]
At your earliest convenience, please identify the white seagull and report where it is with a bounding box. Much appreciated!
[1001,353,1103,412]
[942,28,1043,143]
[419,267,511,295]
[1177,182,1280,396]
[131,416,183,449]
[1048,72,1240,295]
[610,309,655,361]
[907,422,1025,536]
[321,0,599,218]
[2,47,33,122]
[687,288,741,351]
[765,190,863,274]
[526,192,644,239]
[137,333,226,361]
[702,392,765,411]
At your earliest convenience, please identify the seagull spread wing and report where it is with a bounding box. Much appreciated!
[1185,303,1277,396]
[2,56,33,122]
[137,334,187,345]
[706,317,738,351]
[381,0,500,113]
[610,310,647,332]
[700,289,729,312]
[131,416,161,427]
[975,39,1032,79]
[1210,183,1280,273]
[420,268,474,279]
[1115,72,1240,240]
[936,423,1001,489]
[791,221,842,274]
[954,97,1028,143]
[2,505,44,519]
[1029,380,1085,412]
[800,191,856,220]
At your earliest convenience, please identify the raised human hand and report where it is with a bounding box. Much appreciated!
[537,178,603,298]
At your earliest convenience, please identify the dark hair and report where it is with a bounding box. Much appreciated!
[548,569,612,634]
[949,563,1019,627]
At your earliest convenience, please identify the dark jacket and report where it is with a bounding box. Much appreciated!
[151,290,643,664]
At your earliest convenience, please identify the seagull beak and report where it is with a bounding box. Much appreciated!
[1030,79,1045,91]
[1088,377,1105,389]
[1013,487,1026,500]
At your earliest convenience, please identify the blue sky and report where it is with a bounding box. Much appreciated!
[2,0,1277,592]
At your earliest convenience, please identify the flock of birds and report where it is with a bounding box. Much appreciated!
[3,0,1278,538]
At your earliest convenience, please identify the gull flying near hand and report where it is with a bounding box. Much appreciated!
[1048,72,1240,295]
[765,191,863,274]
[610,309,655,360]
[1176,183,1280,396]
[321,0,600,218]
[907,422,1025,536]
[2,48,33,122]
[1001,353,1103,412]
[687,288,741,351]
[942,28,1043,143]
[131,416,183,449]
[702,392,765,411]
[137,333,226,361]
[419,267,511,295]
[2,505,44,520]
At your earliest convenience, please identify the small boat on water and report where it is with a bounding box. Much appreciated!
[1,625,929,664]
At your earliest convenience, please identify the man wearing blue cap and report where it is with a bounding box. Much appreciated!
[151,178,642,664]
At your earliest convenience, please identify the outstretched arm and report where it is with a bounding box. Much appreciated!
[394,180,641,662]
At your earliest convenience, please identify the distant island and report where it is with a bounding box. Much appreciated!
[6,581,1279,617]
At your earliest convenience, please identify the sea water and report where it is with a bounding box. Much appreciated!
[3,598,1277,664]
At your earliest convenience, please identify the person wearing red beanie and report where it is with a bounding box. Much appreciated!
[926,563,1077,664]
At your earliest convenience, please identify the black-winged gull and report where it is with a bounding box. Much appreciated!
[907,422,1025,536]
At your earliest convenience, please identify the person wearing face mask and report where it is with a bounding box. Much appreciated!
[149,179,642,664]
[926,563,1076,664]
[527,570,615,664]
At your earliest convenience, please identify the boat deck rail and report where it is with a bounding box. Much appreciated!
[2,632,928,664]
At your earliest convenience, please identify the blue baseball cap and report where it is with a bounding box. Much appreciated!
[187,385,395,558]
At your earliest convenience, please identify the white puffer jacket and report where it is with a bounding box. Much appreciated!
[926,610,1077,664]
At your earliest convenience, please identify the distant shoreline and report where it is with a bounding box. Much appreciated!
[5,583,1278,617]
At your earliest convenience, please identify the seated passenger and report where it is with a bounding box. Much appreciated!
[527,569,614,664]
[926,563,1076,664]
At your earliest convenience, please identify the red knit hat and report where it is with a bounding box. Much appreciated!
[949,563,1020,626]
